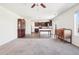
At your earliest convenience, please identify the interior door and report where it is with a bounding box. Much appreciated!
[18,19,25,38]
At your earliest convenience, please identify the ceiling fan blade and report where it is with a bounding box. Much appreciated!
[40,3,46,8]
[31,3,35,8]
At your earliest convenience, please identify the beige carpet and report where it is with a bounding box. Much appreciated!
[0,38,79,55]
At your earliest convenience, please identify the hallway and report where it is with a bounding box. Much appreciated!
[0,38,79,55]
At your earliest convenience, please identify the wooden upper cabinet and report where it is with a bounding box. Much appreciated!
[18,19,25,29]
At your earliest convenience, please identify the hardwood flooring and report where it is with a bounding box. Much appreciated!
[0,37,79,55]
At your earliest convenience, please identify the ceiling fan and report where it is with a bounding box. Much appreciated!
[31,3,46,8]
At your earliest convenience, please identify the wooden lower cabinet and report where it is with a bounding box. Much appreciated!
[55,28,72,43]
[18,29,25,38]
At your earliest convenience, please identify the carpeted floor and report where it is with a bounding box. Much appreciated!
[0,38,79,55]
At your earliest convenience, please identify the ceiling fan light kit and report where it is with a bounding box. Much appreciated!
[31,3,46,8]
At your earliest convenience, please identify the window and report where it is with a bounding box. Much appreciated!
[74,11,79,36]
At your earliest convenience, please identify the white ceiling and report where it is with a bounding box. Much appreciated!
[0,3,77,20]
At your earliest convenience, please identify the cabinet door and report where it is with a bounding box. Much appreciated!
[18,19,25,38]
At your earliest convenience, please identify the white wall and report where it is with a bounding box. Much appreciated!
[25,19,32,34]
[0,6,20,45]
[54,4,79,46]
